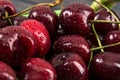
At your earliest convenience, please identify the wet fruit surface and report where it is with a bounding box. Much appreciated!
[59,2,94,36]
[29,5,59,38]
[104,30,120,54]
[21,19,51,57]
[90,52,120,80]
[21,58,57,80]
[94,8,119,35]
[0,0,119,80]
[53,35,91,64]
[0,26,36,66]
[50,52,88,80]
[0,61,16,80]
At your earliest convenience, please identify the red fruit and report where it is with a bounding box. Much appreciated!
[53,35,91,64]
[90,52,120,80]
[104,30,120,54]
[94,9,119,35]
[21,19,51,57]
[0,0,16,15]
[0,61,16,80]
[21,58,56,80]
[59,2,94,36]
[0,26,36,66]
[50,52,88,80]
[29,5,59,38]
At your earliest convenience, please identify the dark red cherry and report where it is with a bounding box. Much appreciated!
[21,58,57,80]
[94,8,119,35]
[0,0,16,15]
[90,52,120,80]
[59,2,94,36]
[29,5,59,38]
[53,35,91,64]
[0,26,36,66]
[0,61,16,80]
[50,52,88,80]
[104,30,120,54]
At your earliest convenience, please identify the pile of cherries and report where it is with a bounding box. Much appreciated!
[0,0,120,80]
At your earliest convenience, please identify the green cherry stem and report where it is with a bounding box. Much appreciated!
[90,20,120,24]
[5,11,13,25]
[88,52,93,69]
[91,42,120,51]
[90,0,120,11]
[94,0,120,29]
[91,23,104,52]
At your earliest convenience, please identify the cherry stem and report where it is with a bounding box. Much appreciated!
[89,20,120,24]
[3,0,63,19]
[91,42,120,51]
[94,0,120,29]
[91,23,104,52]
[5,11,12,25]
[90,0,117,11]
[88,52,93,69]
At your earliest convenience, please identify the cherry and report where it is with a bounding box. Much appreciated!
[21,19,51,57]
[59,2,94,36]
[94,8,119,35]
[0,0,16,15]
[0,26,36,66]
[21,58,56,80]
[0,61,16,80]
[29,5,59,38]
[90,52,120,80]
[50,52,88,80]
[53,35,91,64]
[104,30,120,54]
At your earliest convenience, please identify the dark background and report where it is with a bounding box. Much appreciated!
[11,0,120,17]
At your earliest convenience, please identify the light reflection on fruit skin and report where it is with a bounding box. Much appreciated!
[29,5,59,38]
[50,53,88,80]
[104,30,120,54]
[90,52,120,80]
[21,58,57,80]
[59,2,94,36]
[72,61,85,75]
[53,35,91,64]
[21,19,51,57]
[0,26,36,66]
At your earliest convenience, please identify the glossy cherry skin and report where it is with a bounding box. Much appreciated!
[50,52,88,80]
[29,5,59,38]
[0,26,36,66]
[104,30,120,54]
[0,0,16,15]
[21,58,57,80]
[0,61,16,80]
[59,2,94,36]
[53,35,90,64]
[90,52,120,80]
[21,19,51,57]
[94,8,119,35]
